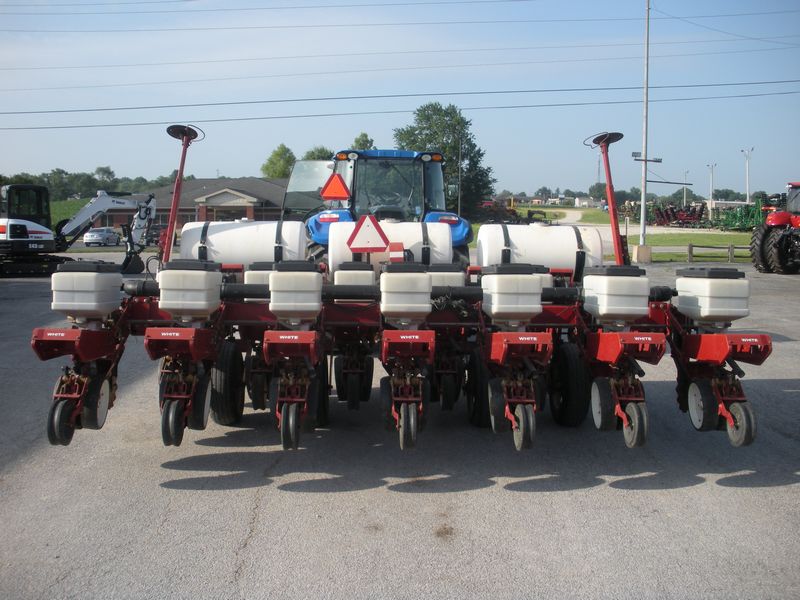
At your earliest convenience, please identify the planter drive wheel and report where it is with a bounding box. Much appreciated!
[550,342,591,427]
[466,351,491,428]
[210,340,245,426]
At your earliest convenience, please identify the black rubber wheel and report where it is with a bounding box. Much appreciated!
[249,373,267,411]
[315,359,330,427]
[188,372,212,430]
[48,399,76,446]
[346,373,361,410]
[161,399,185,447]
[333,355,347,402]
[268,376,280,425]
[622,402,648,448]
[764,226,799,274]
[550,342,591,427]
[281,402,300,450]
[687,379,718,432]
[488,377,510,433]
[750,224,772,273]
[399,403,417,450]
[210,340,245,426]
[466,351,491,428]
[727,402,757,447]
[591,377,616,431]
[380,376,394,431]
[82,376,111,430]
[513,403,535,451]
[360,356,374,402]
[440,374,458,411]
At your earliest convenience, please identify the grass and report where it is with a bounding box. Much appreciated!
[50,198,90,225]
[637,232,751,247]
[578,209,611,224]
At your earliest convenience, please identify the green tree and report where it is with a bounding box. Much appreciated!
[261,144,296,178]
[588,182,606,200]
[301,146,334,160]
[394,102,495,217]
[534,186,552,199]
[352,132,375,150]
[94,166,116,189]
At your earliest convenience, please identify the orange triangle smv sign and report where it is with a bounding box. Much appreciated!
[347,215,390,253]
[320,173,351,201]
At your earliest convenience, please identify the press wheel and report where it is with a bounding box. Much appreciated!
[47,399,76,446]
[726,402,756,447]
[281,403,300,450]
[622,402,648,448]
[161,399,185,447]
[399,403,417,450]
[512,404,535,451]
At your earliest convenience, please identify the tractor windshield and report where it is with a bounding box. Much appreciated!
[347,158,446,221]
[282,160,334,217]
[787,186,800,214]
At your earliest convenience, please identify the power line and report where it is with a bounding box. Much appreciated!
[2,89,797,131]
[652,7,800,48]
[3,79,798,115]
[3,35,798,72]
[2,46,797,93]
[0,0,543,16]
[3,9,800,34]
[1,1,194,5]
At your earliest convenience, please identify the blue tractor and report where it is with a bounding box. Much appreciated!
[284,150,472,267]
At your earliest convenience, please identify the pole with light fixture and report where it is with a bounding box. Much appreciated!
[741,147,753,204]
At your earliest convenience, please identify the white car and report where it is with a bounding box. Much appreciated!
[83,227,121,246]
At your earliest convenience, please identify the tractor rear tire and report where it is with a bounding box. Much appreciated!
[750,224,772,273]
[764,226,799,274]
[210,340,245,426]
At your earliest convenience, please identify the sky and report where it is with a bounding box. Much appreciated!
[0,0,798,198]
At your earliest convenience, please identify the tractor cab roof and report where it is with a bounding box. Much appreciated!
[334,149,443,160]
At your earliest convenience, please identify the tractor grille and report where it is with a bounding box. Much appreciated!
[8,224,28,239]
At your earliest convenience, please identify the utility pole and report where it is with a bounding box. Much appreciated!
[706,163,716,206]
[638,0,651,246]
[683,169,689,208]
[741,147,753,204]
[457,132,463,217]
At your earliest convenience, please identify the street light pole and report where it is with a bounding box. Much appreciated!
[683,169,689,208]
[741,147,753,204]
[638,0,651,246]
[706,163,716,206]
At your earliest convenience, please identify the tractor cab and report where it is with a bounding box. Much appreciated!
[1,184,53,230]
[300,150,471,249]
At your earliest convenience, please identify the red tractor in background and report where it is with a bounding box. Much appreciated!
[750,182,800,274]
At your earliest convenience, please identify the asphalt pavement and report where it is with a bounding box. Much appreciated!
[1,262,798,600]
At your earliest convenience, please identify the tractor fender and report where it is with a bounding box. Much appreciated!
[765,211,793,227]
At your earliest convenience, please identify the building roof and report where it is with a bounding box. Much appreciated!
[149,177,287,209]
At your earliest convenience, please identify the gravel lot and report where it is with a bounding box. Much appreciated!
[1,261,798,600]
